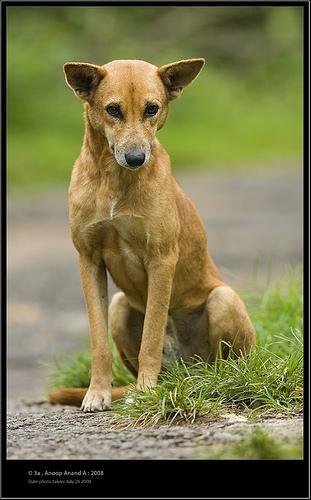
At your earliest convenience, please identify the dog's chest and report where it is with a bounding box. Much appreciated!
[101,202,148,301]
[86,196,148,271]
[82,195,145,240]
[72,187,149,292]
[105,196,147,243]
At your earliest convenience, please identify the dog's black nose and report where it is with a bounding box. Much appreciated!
[125,150,145,168]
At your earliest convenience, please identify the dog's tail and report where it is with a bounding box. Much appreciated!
[48,385,130,407]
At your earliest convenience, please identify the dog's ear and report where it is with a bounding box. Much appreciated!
[158,58,205,100]
[63,62,105,101]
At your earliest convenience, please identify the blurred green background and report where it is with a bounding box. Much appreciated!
[8,6,303,189]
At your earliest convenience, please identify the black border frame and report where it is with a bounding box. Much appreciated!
[1,1,310,498]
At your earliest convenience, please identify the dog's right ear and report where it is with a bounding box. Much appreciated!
[63,62,105,101]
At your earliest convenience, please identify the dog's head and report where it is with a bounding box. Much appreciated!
[64,58,205,170]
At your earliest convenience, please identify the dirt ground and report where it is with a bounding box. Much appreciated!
[7,164,303,459]
[7,403,302,460]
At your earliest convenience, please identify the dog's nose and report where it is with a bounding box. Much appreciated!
[125,150,145,168]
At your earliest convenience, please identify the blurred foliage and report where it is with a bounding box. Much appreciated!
[7,6,303,188]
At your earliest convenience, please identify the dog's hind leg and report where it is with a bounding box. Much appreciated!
[109,292,144,377]
[109,292,180,376]
[204,285,256,361]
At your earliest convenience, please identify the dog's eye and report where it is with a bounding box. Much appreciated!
[144,104,159,117]
[106,105,123,118]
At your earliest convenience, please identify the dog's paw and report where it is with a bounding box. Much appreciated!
[81,388,111,412]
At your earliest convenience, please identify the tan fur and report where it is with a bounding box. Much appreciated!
[49,58,256,411]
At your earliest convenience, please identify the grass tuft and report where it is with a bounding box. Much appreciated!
[48,269,303,425]
[195,427,303,459]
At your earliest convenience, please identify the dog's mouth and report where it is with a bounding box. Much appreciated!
[123,163,144,171]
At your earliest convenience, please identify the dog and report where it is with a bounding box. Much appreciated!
[49,58,256,412]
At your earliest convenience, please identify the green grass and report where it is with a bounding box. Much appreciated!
[48,336,135,391]
[48,269,303,425]
[195,427,303,459]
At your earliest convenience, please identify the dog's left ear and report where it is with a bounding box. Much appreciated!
[158,58,205,100]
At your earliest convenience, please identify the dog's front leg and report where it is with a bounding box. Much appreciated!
[79,254,112,412]
[137,254,177,389]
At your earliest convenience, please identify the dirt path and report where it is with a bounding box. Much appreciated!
[7,403,303,460]
[7,164,303,459]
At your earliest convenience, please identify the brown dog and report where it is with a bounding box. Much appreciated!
[49,58,256,412]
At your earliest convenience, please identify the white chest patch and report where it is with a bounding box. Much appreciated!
[110,198,118,219]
